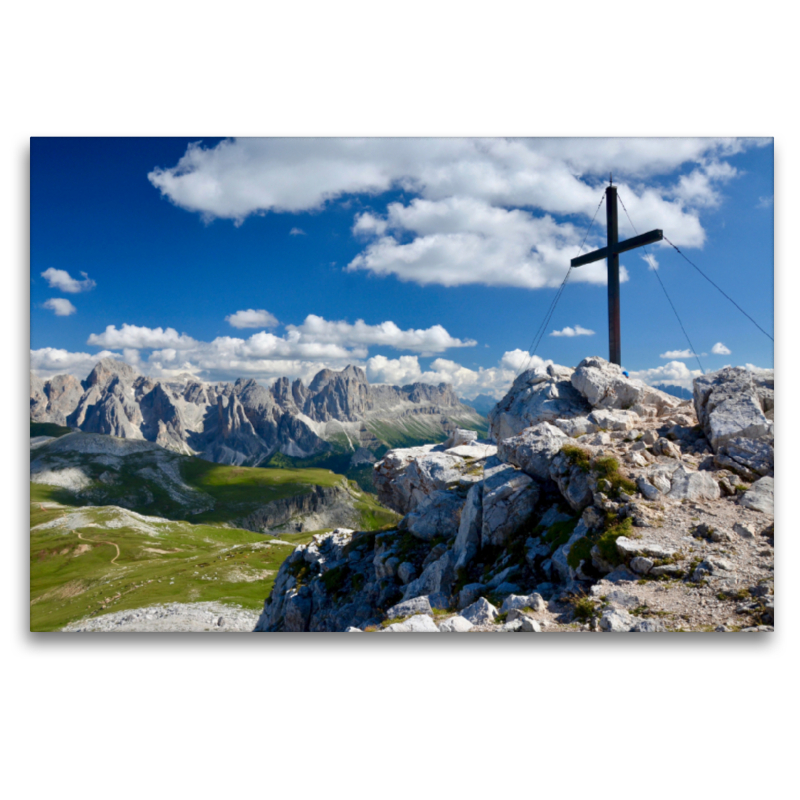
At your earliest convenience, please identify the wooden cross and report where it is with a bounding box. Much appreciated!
[570,177,663,366]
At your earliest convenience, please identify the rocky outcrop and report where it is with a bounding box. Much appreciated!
[31,358,485,467]
[237,483,361,533]
[260,357,775,633]
[373,432,496,514]
[693,367,774,479]
[489,364,589,442]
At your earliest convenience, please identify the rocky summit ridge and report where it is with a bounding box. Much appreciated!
[30,359,484,467]
[257,357,774,633]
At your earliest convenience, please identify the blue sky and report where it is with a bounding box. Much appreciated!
[30,137,774,398]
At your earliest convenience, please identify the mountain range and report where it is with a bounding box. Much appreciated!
[30,358,486,470]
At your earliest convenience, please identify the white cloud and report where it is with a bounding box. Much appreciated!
[289,227,306,236]
[286,314,476,354]
[30,347,119,378]
[744,363,772,373]
[41,268,96,293]
[366,350,552,400]
[149,138,753,223]
[641,253,659,271]
[668,161,737,209]
[43,298,77,316]
[76,315,474,384]
[757,195,773,209]
[87,324,198,350]
[550,325,594,337]
[499,349,550,372]
[225,309,279,329]
[628,361,703,390]
[712,342,731,355]
[347,196,620,289]
[659,349,702,359]
[147,137,761,290]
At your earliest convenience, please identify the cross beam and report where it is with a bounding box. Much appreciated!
[570,184,663,365]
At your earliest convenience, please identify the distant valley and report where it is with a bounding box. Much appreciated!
[30,426,399,631]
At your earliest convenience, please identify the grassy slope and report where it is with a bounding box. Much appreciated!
[30,421,75,438]
[30,440,399,631]
[30,488,321,631]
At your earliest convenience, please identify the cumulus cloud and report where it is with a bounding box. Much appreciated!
[87,324,198,350]
[286,314,476,354]
[148,138,753,224]
[550,325,594,337]
[74,316,475,384]
[30,347,119,378]
[712,342,731,355]
[347,196,620,289]
[641,253,659,271]
[628,361,703,390]
[757,195,773,209]
[659,349,703,359]
[225,309,279,329]
[146,137,763,290]
[43,298,77,316]
[41,268,96,293]
[289,227,306,236]
[366,351,552,400]
[668,161,738,209]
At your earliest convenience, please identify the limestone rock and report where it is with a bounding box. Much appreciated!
[588,408,641,432]
[552,519,589,582]
[636,477,661,501]
[453,482,483,570]
[553,416,596,437]
[401,490,464,541]
[444,428,478,448]
[630,556,654,575]
[667,464,721,502]
[481,458,539,547]
[460,597,499,625]
[496,421,568,481]
[382,614,439,632]
[458,583,486,610]
[500,593,546,614]
[376,450,465,515]
[571,356,678,413]
[489,365,590,442]
[402,550,455,601]
[397,562,416,584]
[739,476,774,515]
[438,616,474,633]
[385,596,433,619]
[599,607,665,632]
[693,367,773,451]
[716,437,774,477]
[548,450,594,512]
[616,537,675,561]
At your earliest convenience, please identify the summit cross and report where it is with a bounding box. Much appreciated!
[570,176,663,366]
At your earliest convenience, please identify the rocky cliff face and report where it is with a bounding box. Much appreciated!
[30,358,484,467]
[258,358,775,633]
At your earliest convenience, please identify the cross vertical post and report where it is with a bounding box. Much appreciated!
[570,182,664,367]
[606,184,621,365]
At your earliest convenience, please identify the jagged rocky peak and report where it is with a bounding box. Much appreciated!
[31,360,484,468]
[83,356,141,390]
[30,371,84,425]
[309,364,367,393]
